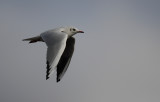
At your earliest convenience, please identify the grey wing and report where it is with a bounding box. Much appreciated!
[57,37,75,82]
[40,31,68,80]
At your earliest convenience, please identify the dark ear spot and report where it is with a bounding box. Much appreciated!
[73,28,76,31]
[70,28,72,31]
[61,31,64,32]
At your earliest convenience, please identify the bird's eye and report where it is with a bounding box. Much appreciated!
[73,28,76,31]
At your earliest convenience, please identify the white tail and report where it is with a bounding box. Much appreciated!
[22,36,43,43]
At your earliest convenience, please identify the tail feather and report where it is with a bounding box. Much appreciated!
[23,36,43,43]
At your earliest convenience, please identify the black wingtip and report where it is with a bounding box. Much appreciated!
[46,76,49,80]
[57,77,60,82]
[46,61,50,80]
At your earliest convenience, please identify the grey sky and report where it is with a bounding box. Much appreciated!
[0,0,160,102]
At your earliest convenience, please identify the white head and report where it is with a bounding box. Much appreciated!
[60,26,84,36]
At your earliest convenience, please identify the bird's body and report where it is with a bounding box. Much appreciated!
[23,26,84,82]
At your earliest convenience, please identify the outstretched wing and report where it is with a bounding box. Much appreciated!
[57,37,75,82]
[40,31,68,80]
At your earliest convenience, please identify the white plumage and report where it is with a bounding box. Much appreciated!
[23,26,84,82]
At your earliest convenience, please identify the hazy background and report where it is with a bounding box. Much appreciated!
[0,0,160,102]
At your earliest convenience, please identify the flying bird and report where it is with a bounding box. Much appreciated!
[23,26,84,82]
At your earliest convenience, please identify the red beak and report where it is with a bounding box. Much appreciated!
[77,31,84,33]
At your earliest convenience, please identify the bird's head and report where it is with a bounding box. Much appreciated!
[61,27,84,36]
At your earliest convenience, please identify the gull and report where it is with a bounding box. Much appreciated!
[23,26,84,82]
